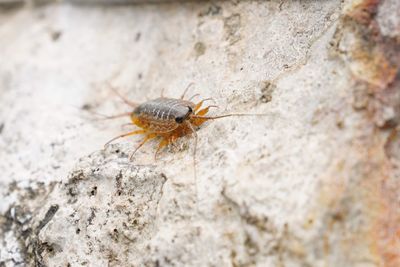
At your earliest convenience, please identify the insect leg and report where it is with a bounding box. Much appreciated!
[129,133,158,160]
[169,135,179,148]
[154,137,170,160]
[154,132,181,160]
[196,105,219,116]
[194,98,217,112]
[180,82,194,100]
[93,111,132,121]
[186,122,198,200]
[107,83,138,107]
[188,94,200,101]
[104,129,146,147]
[191,105,218,127]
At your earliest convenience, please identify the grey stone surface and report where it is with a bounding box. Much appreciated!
[1,1,399,266]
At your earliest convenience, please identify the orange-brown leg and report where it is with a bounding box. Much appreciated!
[169,135,178,148]
[154,137,170,160]
[104,129,146,147]
[194,98,216,112]
[154,134,180,160]
[196,106,213,116]
[191,105,218,127]
[129,133,158,160]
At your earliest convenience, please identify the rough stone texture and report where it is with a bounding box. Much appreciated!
[0,0,399,267]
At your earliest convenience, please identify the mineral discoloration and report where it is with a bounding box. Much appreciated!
[316,1,400,266]
[259,81,275,104]
[224,13,241,45]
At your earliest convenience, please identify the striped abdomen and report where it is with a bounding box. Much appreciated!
[131,98,195,133]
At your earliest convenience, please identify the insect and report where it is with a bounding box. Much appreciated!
[101,84,265,181]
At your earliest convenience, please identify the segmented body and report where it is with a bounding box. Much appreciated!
[131,98,196,133]
[103,92,212,159]
[102,84,265,202]
[103,85,262,191]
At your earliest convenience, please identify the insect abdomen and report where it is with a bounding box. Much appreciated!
[131,98,194,133]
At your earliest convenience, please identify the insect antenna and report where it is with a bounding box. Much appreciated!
[104,129,146,147]
[191,113,267,120]
[186,121,199,203]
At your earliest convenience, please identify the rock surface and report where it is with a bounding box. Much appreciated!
[0,0,399,266]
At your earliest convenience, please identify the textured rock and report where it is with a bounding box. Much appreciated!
[0,1,399,266]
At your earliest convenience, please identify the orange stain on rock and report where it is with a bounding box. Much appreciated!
[348,45,398,90]
[376,129,400,267]
[341,0,399,89]
[344,0,379,25]
[316,1,400,265]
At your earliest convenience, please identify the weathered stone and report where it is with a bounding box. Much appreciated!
[1,1,399,266]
